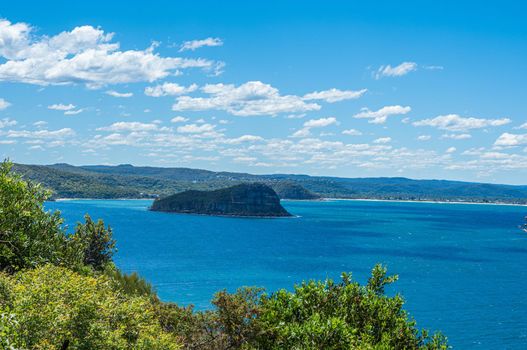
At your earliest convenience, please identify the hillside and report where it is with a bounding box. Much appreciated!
[151,183,292,217]
[12,163,527,204]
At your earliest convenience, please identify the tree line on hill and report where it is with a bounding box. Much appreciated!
[13,162,527,204]
[0,160,449,349]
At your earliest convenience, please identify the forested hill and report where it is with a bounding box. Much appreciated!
[13,163,527,204]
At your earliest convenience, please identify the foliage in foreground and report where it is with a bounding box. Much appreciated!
[157,270,447,350]
[0,160,448,349]
[0,265,179,349]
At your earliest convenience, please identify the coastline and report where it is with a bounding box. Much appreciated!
[319,197,527,207]
[54,197,527,207]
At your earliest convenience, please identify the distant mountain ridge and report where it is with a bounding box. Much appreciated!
[12,163,527,204]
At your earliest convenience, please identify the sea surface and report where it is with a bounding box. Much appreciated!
[45,199,527,349]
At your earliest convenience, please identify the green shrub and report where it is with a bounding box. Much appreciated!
[0,161,71,272]
[0,265,180,350]
[253,265,448,349]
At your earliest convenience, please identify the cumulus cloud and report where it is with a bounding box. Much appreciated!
[177,123,215,134]
[303,117,338,128]
[446,147,456,153]
[0,118,17,128]
[0,19,216,87]
[179,37,223,52]
[375,62,417,79]
[48,103,75,111]
[64,109,84,115]
[105,90,133,98]
[373,137,391,144]
[342,129,362,136]
[417,135,431,141]
[170,116,189,123]
[516,122,527,130]
[145,82,198,97]
[0,98,11,110]
[494,133,527,147]
[97,121,159,132]
[303,88,367,103]
[173,81,322,116]
[353,105,411,124]
[441,133,472,140]
[224,135,264,144]
[413,114,511,132]
[7,128,75,139]
[291,117,338,138]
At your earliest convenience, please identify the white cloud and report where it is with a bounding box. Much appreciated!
[64,109,83,115]
[375,62,417,79]
[446,147,456,153]
[170,116,189,123]
[291,128,312,138]
[303,117,338,128]
[145,82,198,97]
[342,129,362,136]
[33,120,47,127]
[494,133,527,147]
[177,123,215,134]
[303,88,367,103]
[0,98,11,110]
[413,114,511,132]
[0,118,17,128]
[173,81,321,116]
[516,122,527,130]
[373,137,391,144]
[0,19,216,87]
[353,105,411,124]
[7,128,75,139]
[105,90,133,98]
[291,117,338,138]
[48,103,75,111]
[97,121,159,132]
[441,133,472,140]
[224,135,264,144]
[417,135,431,141]
[179,37,223,52]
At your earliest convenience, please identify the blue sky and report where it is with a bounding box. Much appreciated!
[0,1,526,184]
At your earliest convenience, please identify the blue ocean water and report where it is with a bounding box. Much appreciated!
[45,199,527,349]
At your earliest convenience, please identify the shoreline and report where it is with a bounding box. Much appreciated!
[53,197,527,207]
[318,197,527,207]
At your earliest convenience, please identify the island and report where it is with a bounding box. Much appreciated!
[150,183,292,217]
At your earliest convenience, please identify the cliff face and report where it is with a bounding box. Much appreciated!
[150,183,292,217]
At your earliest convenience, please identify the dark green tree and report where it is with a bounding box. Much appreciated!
[71,214,116,271]
[0,161,69,272]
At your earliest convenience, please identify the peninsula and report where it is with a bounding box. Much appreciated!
[150,183,292,217]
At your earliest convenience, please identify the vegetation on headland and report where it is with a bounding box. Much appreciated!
[0,160,450,349]
[151,183,292,217]
[13,162,527,204]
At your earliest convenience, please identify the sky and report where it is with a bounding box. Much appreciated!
[0,1,526,184]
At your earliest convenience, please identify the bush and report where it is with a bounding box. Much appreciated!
[158,268,448,349]
[0,161,70,272]
[71,214,116,271]
[0,265,180,350]
[253,265,448,349]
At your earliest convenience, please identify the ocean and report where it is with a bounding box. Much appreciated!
[45,199,527,349]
